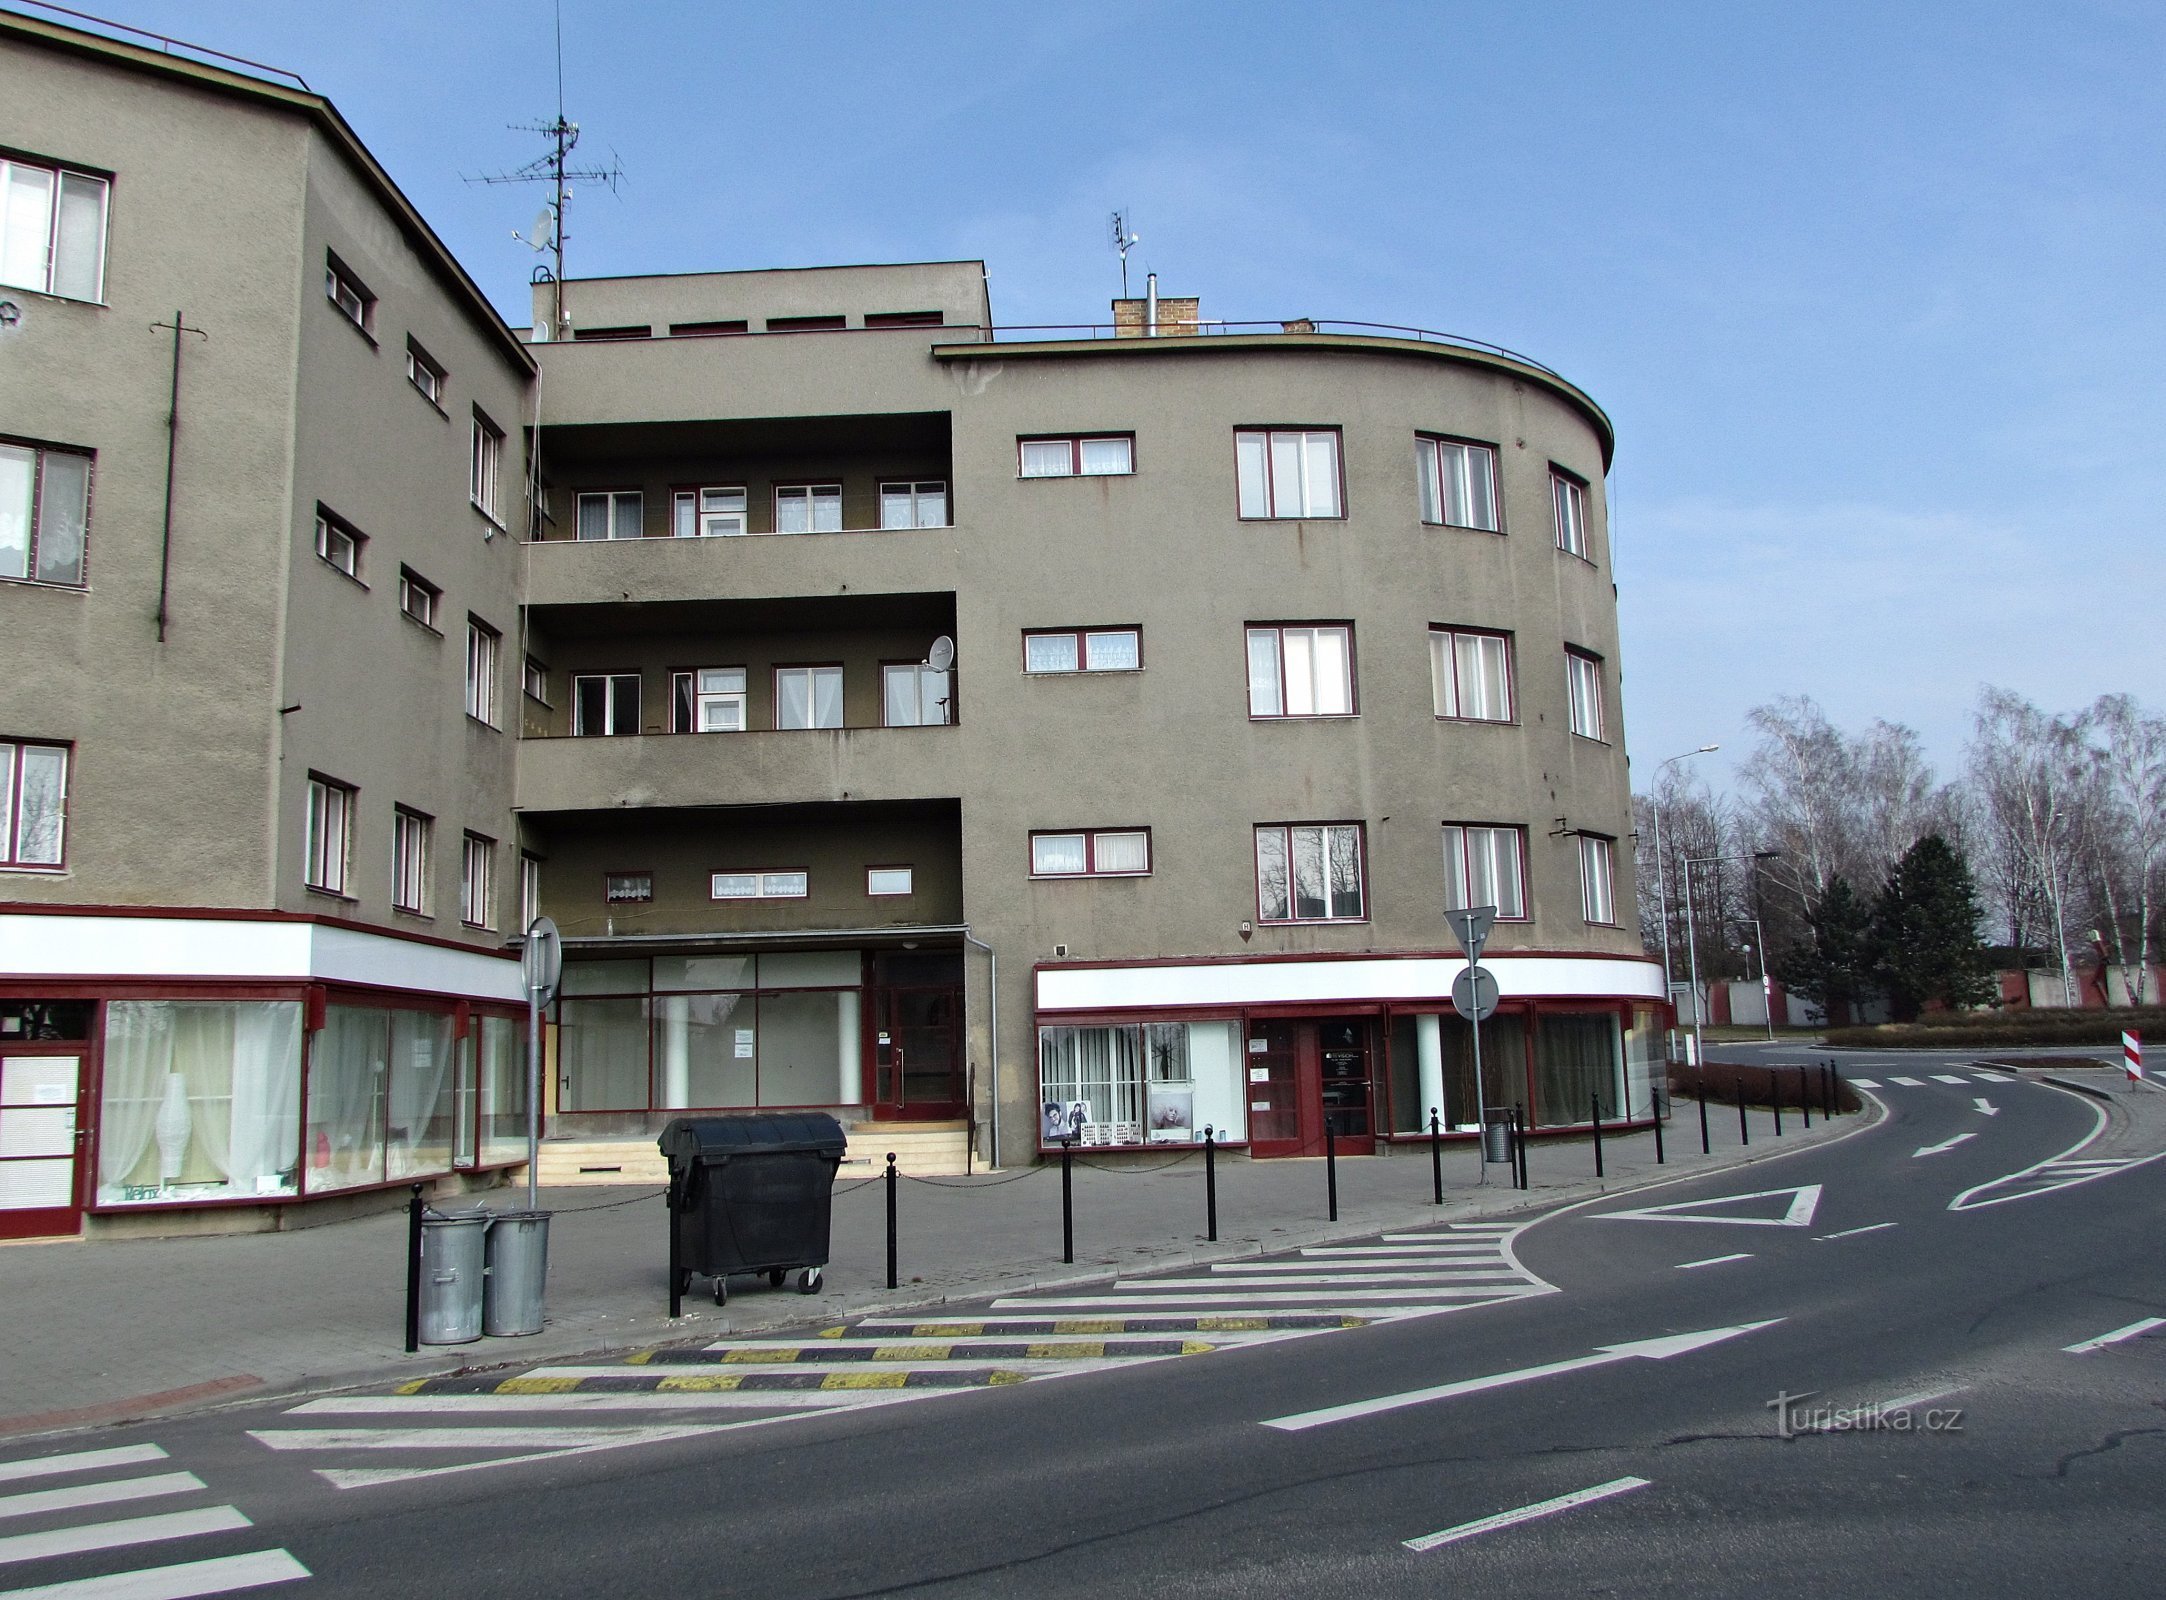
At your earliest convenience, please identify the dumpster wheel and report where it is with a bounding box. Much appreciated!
[768,1269,786,1288]
[713,1275,728,1306]
[799,1266,823,1295]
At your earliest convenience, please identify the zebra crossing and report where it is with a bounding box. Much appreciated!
[1951,1149,2166,1210]
[247,1220,1552,1490]
[1847,1073,2007,1090]
[0,1442,306,1599]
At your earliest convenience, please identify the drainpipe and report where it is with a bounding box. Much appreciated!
[1145,272,1158,337]
[961,926,999,1167]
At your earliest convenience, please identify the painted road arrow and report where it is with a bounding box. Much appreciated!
[1260,1320,1784,1432]
[1914,1132,1978,1157]
[1973,1098,1999,1116]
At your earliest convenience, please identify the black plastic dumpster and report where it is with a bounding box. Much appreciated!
[659,1113,847,1307]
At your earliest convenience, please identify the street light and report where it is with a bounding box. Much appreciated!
[1682,849,1781,1072]
[1649,744,1718,1053]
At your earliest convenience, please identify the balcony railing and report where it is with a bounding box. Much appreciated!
[530,522,953,547]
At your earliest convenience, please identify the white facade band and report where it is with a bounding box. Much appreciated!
[1035,953,1665,1015]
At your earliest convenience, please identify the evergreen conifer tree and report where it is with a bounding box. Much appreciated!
[1870,834,1996,1021]
[1778,875,1877,1026]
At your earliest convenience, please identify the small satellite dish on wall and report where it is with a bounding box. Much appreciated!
[926,635,956,673]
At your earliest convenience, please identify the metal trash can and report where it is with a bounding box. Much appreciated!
[482,1209,552,1337]
[418,1207,490,1344]
[1481,1113,1515,1165]
[659,1113,847,1306]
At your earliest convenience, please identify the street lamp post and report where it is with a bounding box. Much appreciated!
[1650,745,1718,1060]
[1682,850,1782,1073]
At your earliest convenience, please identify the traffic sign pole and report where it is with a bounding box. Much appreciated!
[1445,908,1500,1182]
[522,916,563,1211]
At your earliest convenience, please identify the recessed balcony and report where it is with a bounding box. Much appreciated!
[516,724,963,814]
[523,522,962,608]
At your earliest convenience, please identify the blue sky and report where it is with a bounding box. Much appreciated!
[65,0,2166,785]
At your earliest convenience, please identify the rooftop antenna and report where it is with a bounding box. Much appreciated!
[1110,211,1140,299]
[466,0,623,341]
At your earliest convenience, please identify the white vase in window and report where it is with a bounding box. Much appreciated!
[155,1072,193,1188]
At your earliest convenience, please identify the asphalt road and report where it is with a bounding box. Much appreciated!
[7,1052,2162,1599]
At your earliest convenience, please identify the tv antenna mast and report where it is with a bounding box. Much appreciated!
[466,1,623,341]
[1110,211,1140,299]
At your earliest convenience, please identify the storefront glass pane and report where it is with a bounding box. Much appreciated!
[758,990,853,1106]
[1388,1015,1423,1133]
[1038,1025,1145,1145]
[758,951,860,987]
[1533,1011,1622,1127]
[561,959,649,996]
[558,997,650,1110]
[306,1006,389,1193]
[479,1015,527,1164]
[1624,1004,1663,1120]
[652,955,754,993]
[98,1001,302,1205]
[652,992,755,1108]
[387,1010,457,1180]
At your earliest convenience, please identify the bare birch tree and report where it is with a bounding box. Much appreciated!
[1967,688,2090,1006]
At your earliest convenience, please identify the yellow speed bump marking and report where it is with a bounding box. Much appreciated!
[658,1373,747,1392]
[1181,1341,1217,1355]
[1052,1320,1126,1334]
[987,1371,1028,1386]
[721,1348,803,1364]
[624,1349,658,1366]
[912,1322,983,1336]
[818,1327,848,1339]
[1196,1317,1270,1331]
[495,1375,583,1394]
[393,1379,428,1395]
[822,1371,909,1390]
[871,1344,957,1361]
[1028,1341,1103,1360]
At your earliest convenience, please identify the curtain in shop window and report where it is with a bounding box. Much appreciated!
[99,1002,172,1197]
[1532,1012,1621,1126]
[308,1006,388,1192]
[387,1010,456,1179]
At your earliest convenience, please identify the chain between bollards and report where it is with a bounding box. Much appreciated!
[1324,1118,1339,1222]
[1204,1125,1219,1242]
[403,1182,424,1353]
[1429,1108,1444,1204]
[885,1153,899,1290]
[1591,1093,1605,1178]
[1060,1137,1074,1265]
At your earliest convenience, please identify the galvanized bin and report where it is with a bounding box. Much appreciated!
[482,1209,552,1337]
[418,1208,490,1345]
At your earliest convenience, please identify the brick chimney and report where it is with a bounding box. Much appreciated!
[1112,274,1200,337]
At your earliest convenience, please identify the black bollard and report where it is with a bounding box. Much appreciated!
[1825,1061,1836,1117]
[1514,1106,1529,1191]
[1592,1093,1605,1179]
[1801,1066,1811,1129]
[885,1153,899,1290]
[1773,1069,1784,1136]
[1698,1076,1711,1155]
[667,1172,683,1319]
[1429,1108,1444,1204]
[1653,1085,1666,1165]
[404,1183,424,1353]
[1060,1137,1074,1265]
[1204,1126,1219,1242]
[1738,1081,1750,1146]
[1324,1117,1339,1222]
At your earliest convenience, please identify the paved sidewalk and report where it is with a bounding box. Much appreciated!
[1,1103,1871,1436]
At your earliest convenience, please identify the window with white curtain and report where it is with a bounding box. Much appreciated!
[1430,628,1513,721]
[1031,829,1150,877]
[1,439,91,587]
[711,871,808,899]
[672,668,747,733]
[1415,436,1500,531]
[1019,435,1134,477]
[0,158,108,301]
[97,1000,303,1204]
[774,665,843,729]
[882,663,951,726]
[576,490,643,540]
[1442,824,1526,920]
[1254,823,1364,922]
[1566,649,1605,740]
[673,486,747,537]
[392,808,431,914]
[1235,429,1342,518]
[774,484,843,533]
[879,480,948,528]
[1580,835,1616,925]
[1552,468,1589,559]
[305,776,353,894]
[1246,625,1354,716]
[0,738,68,868]
[1024,629,1139,673]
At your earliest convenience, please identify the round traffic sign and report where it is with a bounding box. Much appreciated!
[1451,965,1499,1023]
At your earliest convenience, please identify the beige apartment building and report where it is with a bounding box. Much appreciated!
[0,10,1661,1240]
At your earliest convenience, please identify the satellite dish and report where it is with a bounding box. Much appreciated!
[531,208,555,249]
[926,636,956,673]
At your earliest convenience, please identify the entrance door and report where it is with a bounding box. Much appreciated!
[1247,1019,1375,1158]
[874,987,965,1120]
[0,1052,86,1239]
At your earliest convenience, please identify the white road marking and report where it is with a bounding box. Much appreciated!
[0,1448,169,1488]
[1675,1253,1752,1270]
[0,1548,310,1598]
[1888,1076,1925,1087]
[291,1390,942,1413]
[1815,1222,1896,1240]
[1849,1079,1882,1089]
[1260,1321,1784,1432]
[0,1506,249,1566]
[1790,1386,1965,1432]
[2063,1317,2166,1354]
[1597,1184,1822,1229]
[1913,1133,1977,1157]
[1404,1476,1651,1552]
[1932,1075,1970,1085]
[1299,1245,1506,1257]
[1973,1098,1999,1116]
[997,1287,1541,1309]
[701,1334,1281,1353]
[251,1425,721,1452]
[1177,1269,1527,1286]
[0,1473,205,1523]
[1972,1074,2008,1084]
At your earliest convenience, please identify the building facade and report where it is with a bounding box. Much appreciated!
[0,11,1661,1239]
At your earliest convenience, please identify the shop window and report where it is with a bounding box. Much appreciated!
[478,1014,528,1165]
[1532,1010,1623,1126]
[1036,1021,1242,1147]
[96,1001,304,1204]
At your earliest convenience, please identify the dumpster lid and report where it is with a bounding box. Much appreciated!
[658,1112,848,1161]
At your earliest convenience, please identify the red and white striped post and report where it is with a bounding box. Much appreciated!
[2125,1030,2144,1083]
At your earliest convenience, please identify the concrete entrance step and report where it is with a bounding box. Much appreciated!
[530,1119,974,1186]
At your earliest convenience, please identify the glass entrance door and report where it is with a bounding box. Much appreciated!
[1317,1019,1375,1154]
[0,1053,84,1239]
[1245,1020,1305,1155]
[1247,1018,1376,1158]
